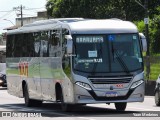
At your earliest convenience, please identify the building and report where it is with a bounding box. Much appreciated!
[2,11,48,46]
[0,45,6,63]
[4,11,48,31]
[0,33,6,45]
[16,11,48,27]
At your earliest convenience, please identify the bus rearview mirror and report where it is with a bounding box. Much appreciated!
[65,35,73,54]
[139,33,147,52]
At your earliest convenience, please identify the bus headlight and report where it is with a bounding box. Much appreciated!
[130,80,144,89]
[76,82,92,91]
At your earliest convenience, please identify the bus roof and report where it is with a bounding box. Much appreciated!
[68,19,138,34]
[7,18,138,35]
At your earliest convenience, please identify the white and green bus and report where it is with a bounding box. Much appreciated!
[6,18,147,111]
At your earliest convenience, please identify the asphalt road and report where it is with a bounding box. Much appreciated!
[0,87,160,120]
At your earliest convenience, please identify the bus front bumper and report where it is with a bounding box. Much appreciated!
[74,82,145,104]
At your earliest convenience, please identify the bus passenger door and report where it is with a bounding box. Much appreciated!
[32,58,42,100]
[40,29,62,101]
[39,31,52,100]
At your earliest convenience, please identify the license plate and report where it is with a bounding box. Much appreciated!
[106,91,118,97]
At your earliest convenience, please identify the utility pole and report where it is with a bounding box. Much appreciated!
[13,5,25,26]
[20,5,23,26]
[135,0,150,81]
[144,0,150,81]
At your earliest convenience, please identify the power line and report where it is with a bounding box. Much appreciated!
[3,12,16,20]
[13,5,25,26]
[22,14,37,17]
[3,19,14,25]
[0,6,46,27]
[24,7,46,10]
[23,9,39,14]
[0,7,45,13]
[24,7,46,13]
[0,10,13,13]
[0,11,14,19]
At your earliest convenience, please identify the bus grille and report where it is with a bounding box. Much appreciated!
[88,76,133,84]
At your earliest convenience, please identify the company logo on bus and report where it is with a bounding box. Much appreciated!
[19,62,29,77]
[115,84,124,88]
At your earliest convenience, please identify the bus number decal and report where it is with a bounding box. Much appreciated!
[19,62,29,77]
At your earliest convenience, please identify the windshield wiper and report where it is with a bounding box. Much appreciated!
[111,41,130,73]
[111,41,115,62]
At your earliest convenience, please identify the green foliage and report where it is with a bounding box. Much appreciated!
[135,15,160,54]
[144,56,160,80]
[46,0,160,20]
[46,0,160,54]
[150,15,160,53]
[45,0,147,20]
[134,21,145,33]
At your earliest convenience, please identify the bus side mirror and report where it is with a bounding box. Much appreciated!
[139,33,147,52]
[65,35,73,54]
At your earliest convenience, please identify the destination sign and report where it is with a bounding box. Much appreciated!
[76,36,103,43]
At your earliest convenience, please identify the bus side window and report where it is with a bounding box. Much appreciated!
[52,32,58,46]
[62,29,69,53]
[13,34,23,57]
[6,35,13,57]
[49,30,56,57]
[33,32,41,57]
[24,33,35,57]
[62,29,69,46]
[39,31,49,57]
[23,33,28,57]
[49,29,61,57]
[62,29,71,78]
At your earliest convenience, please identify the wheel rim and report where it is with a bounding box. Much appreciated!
[24,85,29,105]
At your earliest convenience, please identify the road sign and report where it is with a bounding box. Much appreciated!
[144,18,149,24]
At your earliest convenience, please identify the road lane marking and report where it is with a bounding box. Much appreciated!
[77,117,96,120]
[0,104,71,116]
[127,106,159,111]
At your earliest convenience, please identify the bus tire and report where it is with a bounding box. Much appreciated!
[34,100,43,107]
[2,84,7,87]
[155,90,160,106]
[61,102,71,112]
[115,102,127,111]
[60,89,72,112]
[24,84,42,107]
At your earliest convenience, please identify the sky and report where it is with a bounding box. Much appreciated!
[0,0,47,34]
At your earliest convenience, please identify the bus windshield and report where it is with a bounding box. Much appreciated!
[73,34,143,73]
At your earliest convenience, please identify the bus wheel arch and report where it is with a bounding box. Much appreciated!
[55,82,72,111]
[22,80,42,107]
[22,80,27,97]
[55,82,63,102]
[22,80,32,107]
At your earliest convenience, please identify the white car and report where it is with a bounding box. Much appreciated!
[0,63,6,87]
[155,75,160,106]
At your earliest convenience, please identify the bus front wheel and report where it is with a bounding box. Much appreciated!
[114,102,127,111]
[60,89,72,112]
[155,90,160,106]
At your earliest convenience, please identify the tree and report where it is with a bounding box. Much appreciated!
[46,0,160,21]
[149,15,160,53]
